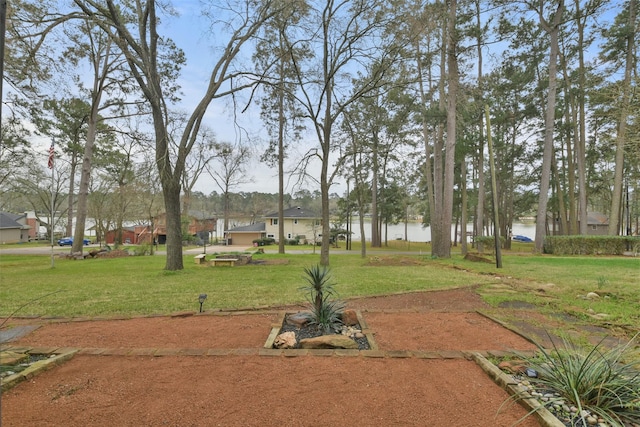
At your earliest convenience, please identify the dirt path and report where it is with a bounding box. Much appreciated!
[2,288,541,426]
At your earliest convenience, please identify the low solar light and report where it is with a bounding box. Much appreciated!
[198,293,208,313]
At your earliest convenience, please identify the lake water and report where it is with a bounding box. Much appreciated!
[347,220,536,242]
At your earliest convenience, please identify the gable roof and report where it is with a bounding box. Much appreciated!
[587,212,608,225]
[0,212,28,230]
[263,206,318,219]
[226,223,266,233]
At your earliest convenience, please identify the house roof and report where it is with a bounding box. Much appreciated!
[0,212,29,230]
[186,210,217,220]
[263,206,318,219]
[226,223,266,233]
[587,212,609,225]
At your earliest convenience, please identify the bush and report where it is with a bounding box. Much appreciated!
[543,236,639,255]
[510,334,640,426]
[252,238,275,246]
[473,235,506,253]
[132,244,151,256]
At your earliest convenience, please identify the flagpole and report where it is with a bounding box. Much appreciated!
[49,139,55,268]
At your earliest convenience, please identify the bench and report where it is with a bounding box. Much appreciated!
[209,258,238,267]
[194,254,207,264]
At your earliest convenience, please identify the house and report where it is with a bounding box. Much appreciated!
[104,225,151,245]
[0,212,30,243]
[263,206,321,244]
[582,212,609,235]
[153,212,217,244]
[224,223,266,246]
[549,211,610,236]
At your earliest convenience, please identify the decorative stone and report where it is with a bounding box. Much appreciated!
[273,332,297,349]
[0,351,28,365]
[299,334,358,349]
[341,309,359,326]
[285,312,310,328]
[497,360,528,374]
[586,292,600,300]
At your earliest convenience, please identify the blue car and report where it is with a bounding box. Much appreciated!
[57,237,91,246]
[512,235,533,243]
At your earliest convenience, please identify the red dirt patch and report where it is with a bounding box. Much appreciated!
[2,288,541,426]
[366,312,535,351]
[12,313,279,349]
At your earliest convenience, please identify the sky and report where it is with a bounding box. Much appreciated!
[25,0,624,198]
[160,2,323,196]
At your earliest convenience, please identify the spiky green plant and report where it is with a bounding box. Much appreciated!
[513,334,640,426]
[299,265,345,334]
[596,276,610,290]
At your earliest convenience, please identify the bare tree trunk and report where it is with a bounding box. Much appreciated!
[437,0,458,258]
[461,157,468,255]
[534,1,564,253]
[66,159,77,238]
[416,42,436,246]
[277,53,286,254]
[560,51,577,235]
[474,0,485,249]
[576,0,588,235]
[352,151,368,258]
[432,26,447,255]
[320,94,332,266]
[72,78,102,255]
[552,153,568,234]
[371,138,380,247]
[609,0,635,235]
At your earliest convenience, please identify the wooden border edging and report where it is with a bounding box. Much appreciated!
[1,349,79,392]
[471,352,565,427]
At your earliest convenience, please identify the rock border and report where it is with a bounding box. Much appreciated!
[471,352,565,427]
[1,349,79,392]
[263,310,378,351]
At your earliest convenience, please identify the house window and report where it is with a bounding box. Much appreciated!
[272,219,278,225]
[591,225,597,230]
[287,233,292,239]
[315,220,320,226]
[267,234,275,238]
[294,219,298,225]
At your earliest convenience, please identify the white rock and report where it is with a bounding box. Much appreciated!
[273,331,297,349]
[586,292,600,299]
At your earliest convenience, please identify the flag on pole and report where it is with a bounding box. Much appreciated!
[47,140,55,169]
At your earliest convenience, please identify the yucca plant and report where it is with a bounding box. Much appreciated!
[299,265,345,334]
[512,333,640,426]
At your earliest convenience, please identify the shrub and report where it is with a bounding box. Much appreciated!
[511,334,640,426]
[132,244,151,256]
[543,235,639,255]
[252,238,276,246]
[299,265,345,334]
[473,235,506,253]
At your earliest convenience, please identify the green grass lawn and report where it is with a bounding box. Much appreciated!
[0,248,638,329]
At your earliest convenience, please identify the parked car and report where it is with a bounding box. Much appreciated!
[512,235,533,243]
[57,237,91,246]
